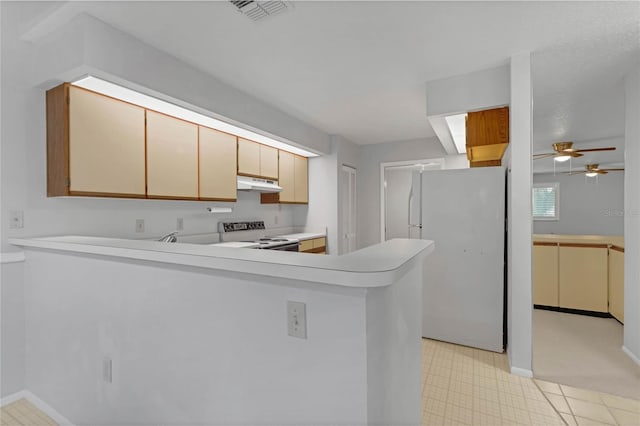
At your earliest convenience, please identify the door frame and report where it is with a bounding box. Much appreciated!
[379,158,445,242]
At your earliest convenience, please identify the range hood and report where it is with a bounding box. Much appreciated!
[237,176,282,193]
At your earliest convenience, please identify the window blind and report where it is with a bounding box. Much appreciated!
[532,184,558,219]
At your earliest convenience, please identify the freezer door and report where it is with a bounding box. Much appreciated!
[421,167,505,352]
[408,171,422,239]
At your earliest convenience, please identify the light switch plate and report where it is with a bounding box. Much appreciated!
[287,301,307,339]
[135,219,144,233]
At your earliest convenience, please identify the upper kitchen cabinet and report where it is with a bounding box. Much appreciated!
[146,111,199,199]
[199,126,237,201]
[262,151,308,204]
[237,138,279,180]
[466,106,509,167]
[47,84,146,197]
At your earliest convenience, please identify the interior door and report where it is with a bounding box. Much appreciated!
[384,167,414,240]
[340,165,357,254]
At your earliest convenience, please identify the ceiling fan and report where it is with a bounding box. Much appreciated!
[568,164,624,177]
[533,142,616,162]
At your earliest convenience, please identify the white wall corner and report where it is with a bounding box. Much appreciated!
[1,390,74,426]
[0,251,25,264]
[507,51,533,374]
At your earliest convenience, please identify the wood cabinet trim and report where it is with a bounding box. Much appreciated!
[533,242,558,246]
[610,245,625,253]
[47,83,70,197]
[305,247,326,254]
[68,191,147,199]
[559,243,609,248]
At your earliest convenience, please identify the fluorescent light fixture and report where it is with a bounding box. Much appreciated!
[585,172,598,178]
[206,207,233,213]
[554,155,571,162]
[444,113,467,155]
[71,76,318,158]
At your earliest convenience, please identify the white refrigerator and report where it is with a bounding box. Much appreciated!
[410,167,505,352]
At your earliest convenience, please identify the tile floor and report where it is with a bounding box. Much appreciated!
[0,399,56,426]
[422,338,640,426]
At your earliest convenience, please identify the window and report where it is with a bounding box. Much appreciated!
[532,183,559,220]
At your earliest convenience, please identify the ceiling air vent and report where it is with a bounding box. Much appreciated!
[229,0,289,21]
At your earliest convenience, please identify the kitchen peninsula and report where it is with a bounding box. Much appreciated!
[9,236,433,425]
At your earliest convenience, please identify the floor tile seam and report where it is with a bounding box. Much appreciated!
[601,401,627,426]
[532,378,572,426]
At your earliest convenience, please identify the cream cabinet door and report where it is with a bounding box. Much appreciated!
[533,244,559,307]
[294,155,308,203]
[260,145,279,179]
[559,245,608,312]
[608,248,624,323]
[199,127,237,200]
[146,111,198,198]
[278,151,295,202]
[68,86,145,195]
[238,138,261,176]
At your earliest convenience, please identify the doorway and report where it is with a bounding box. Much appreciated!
[380,159,444,242]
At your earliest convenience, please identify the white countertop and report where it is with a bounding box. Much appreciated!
[211,241,259,248]
[9,236,434,288]
[273,232,325,241]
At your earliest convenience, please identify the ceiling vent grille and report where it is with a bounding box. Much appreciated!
[229,1,289,21]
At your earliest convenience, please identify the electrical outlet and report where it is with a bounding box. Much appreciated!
[274,215,279,225]
[135,219,144,233]
[177,217,184,231]
[103,357,112,383]
[9,210,24,229]
[287,301,307,339]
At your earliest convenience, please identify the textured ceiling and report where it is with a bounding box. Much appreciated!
[24,1,640,170]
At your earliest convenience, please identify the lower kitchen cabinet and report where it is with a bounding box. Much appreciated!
[533,243,558,307]
[300,237,326,254]
[608,247,624,323]
[558,245,608,312]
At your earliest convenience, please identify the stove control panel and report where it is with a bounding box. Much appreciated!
[220,221,265,232]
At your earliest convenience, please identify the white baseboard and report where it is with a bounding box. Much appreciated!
[1,390,74,426]
[622,345,640,366]
[510,366,534,378]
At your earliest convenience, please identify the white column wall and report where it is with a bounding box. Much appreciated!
[508,53,533,376]
[623,64,640,364]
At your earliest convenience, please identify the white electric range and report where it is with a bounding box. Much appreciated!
[215,221,300,251]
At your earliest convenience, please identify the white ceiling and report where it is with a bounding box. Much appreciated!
[26,1,640,170]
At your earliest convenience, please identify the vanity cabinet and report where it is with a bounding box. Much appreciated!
[199,126,237,201]
[146,111,199,199]
[47,84,146,197]
[262,151,308,204]
[237,138,278,179]
[608,247,624,323]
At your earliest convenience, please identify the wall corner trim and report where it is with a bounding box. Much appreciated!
[0,252,26,264]
[1,390,74,425]
[510,366,534,378]
[622,346,640,367]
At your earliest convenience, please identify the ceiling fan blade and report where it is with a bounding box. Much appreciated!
[570,152,584,158]
[575,147,616,153]
[533,152,556,159]
[567,171,586,175]
[601,168,624,172]
[600,170,609,174]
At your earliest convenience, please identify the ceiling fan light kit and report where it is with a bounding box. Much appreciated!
[554,155,571,162]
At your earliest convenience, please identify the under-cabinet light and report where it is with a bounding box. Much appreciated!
[71,76,319,158]
[207,207,233,214]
